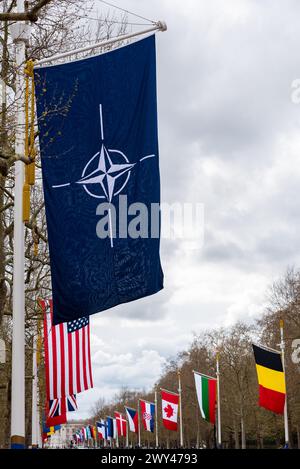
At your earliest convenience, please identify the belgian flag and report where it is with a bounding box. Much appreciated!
[252,344,286,414]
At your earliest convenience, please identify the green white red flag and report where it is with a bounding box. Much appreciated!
[194,371,217,424]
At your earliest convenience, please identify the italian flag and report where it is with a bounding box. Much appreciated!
[194,371,217,424]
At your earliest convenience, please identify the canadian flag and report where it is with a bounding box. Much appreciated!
[161,389,179,431]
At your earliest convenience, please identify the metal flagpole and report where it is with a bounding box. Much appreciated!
[9,0,29,449]
[280,319,289,447]
[178,371,184,447]
[155,389,158,448]
[31,331,38,448]
[126,416,129,448]
[138,399,141,447]
[35,22,167,67]
[216,352,222,448]
[116,421,119,448]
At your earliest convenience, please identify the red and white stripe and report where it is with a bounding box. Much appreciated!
[41,299,93,400]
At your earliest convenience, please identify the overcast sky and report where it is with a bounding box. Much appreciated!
[74,0,300,418]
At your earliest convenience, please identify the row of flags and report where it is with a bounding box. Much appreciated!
[39,298,287,445]
[38,293,287,445]
[68,340,287,447]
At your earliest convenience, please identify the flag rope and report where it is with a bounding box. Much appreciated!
[96,0,156,24]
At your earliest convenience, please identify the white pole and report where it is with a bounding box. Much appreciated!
[138,400,141,447]
[10,0,28,449]
[126,418,129,448]
[37,387,41,448]
[115,421,119,448]
[155,390,158,448]
[280,319,289,447]
[31,333,38,448]
[216,352,222,448]
[178,371,183,447]
[35,22,167,67]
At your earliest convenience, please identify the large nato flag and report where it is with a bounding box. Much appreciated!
[35,35,164,324]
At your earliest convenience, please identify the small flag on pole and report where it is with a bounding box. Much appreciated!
[125,406,138,433]
[252,344,286,414]
[115,411,127,437]
[161,389,179,431]
[97,420,108,440]
[193,371,217,424]
[140,400,155,433]
[106,416,116,440]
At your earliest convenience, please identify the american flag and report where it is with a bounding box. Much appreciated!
[40,299,93,400]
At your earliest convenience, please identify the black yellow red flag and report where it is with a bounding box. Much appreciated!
[252,344,286,414]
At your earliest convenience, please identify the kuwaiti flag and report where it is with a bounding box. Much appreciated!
[125,406,138,433]
[161,389,179,431]
[140,400,155,433]
[34,34,164,325]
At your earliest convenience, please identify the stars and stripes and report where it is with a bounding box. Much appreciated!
[40,298,93,400]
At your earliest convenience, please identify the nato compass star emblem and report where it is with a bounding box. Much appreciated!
[52,104,156,247]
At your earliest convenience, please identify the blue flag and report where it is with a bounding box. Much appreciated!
[106,416,115,439]
[35,35,164,324]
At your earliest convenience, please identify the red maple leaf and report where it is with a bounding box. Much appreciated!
[164,404,174,419]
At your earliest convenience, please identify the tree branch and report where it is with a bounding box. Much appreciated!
[0,0,53,22]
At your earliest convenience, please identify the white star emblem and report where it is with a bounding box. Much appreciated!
[76,143,135,202]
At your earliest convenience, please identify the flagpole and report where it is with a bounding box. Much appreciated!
[31,331,38,448]
[280,319,289,447]
[138,399,141,448]
[216,352,222,448]
[178,371,184,447]
[116,421,119,448]
[35,22,167,67]
[126,416,129,448]
[155,389,158,448]
[10,0,29,449]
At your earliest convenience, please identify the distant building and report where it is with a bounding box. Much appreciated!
[47,421,86,448]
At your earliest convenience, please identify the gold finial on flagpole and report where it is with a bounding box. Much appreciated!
[280,318,284,329]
